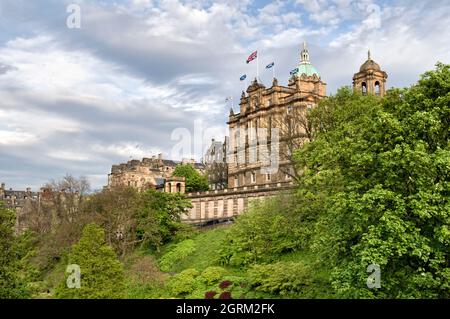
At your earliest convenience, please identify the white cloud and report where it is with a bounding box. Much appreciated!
[1,0,449,190]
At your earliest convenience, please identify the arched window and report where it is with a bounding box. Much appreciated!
[251,171,256,183]
[362,82,367,95]
[375,81,381,95]
[167,183,172,193]
[176,183,181,193]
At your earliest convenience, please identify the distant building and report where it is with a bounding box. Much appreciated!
[0,183,41,233]
[107,153,205,193]
[203,138,228,190]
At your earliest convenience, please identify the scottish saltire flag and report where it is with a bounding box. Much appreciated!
[246,51,257,64]
[290,68,299,75]
[266,62,274,69]
[240,74,247,81]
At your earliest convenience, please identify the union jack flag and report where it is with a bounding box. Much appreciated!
[246,51,257,64]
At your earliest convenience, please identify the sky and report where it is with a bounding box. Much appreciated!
[0,0,449,191]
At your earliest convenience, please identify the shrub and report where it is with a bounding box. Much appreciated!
[247,262,316,298]
[200,267,226,285]
[167,268,199,296]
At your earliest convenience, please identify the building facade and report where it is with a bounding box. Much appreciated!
[203,138,228,190]
[226,42,326,189]
[107,153,204,192]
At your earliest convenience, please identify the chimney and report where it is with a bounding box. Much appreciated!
[26,187,31,193]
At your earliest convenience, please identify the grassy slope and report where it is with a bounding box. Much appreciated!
[157,225,239,274]
[38,225,332,298]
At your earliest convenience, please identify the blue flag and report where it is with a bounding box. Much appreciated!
[266,62,274,69]
[240,74,247,81]
[290,68,299,75]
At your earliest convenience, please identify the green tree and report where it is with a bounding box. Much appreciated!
[294,63,450,298]
[55,223,126,299]
[0,204,30,298]
[138,189,192,250]
[219,196,302,266]
[172,164,209,192]
[85,187,192,255]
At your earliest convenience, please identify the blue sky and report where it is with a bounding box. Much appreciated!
[0,0,449,190]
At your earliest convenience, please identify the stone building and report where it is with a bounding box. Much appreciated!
[203,138,228,190]
[353,50,388,96]
[107,153,205,192]
[227,42,326,189]
[182,46,388,224]
[0,183,41,233]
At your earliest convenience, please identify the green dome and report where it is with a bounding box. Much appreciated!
[292,63,320,77]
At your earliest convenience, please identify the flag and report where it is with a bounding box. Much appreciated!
[290,68,299,75]
[266,62,274,69]
[246,51,257,64]
[240,74,247,81]
[225,96,233,102]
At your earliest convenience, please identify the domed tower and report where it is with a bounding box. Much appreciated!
[353,50,388,96]
[289,42,326,100]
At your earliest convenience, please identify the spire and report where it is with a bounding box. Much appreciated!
[368,49,371,60]
[300,41,310,64]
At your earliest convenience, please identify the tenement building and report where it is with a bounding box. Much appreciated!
[107,153,205,191]
[0,183,40,233]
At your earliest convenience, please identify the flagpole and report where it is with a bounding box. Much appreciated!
[256,48,259,82]
[273,63,275,79]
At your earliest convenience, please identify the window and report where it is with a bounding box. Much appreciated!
[362,82,367,95]
[287,106,293,115]
[251,172,256,183]
[266,173,271,181]
[375,81,381,95]
[234,176,239,187]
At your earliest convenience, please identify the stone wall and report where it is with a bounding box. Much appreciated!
[182,181,295,224]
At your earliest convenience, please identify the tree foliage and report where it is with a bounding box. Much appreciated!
[55,223,126,299]
[172,164,209,192]
[219,196,302,266]
[293,63,450,298]
[0,204,31,298]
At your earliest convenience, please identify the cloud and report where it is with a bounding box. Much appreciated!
[0,0,449,190]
